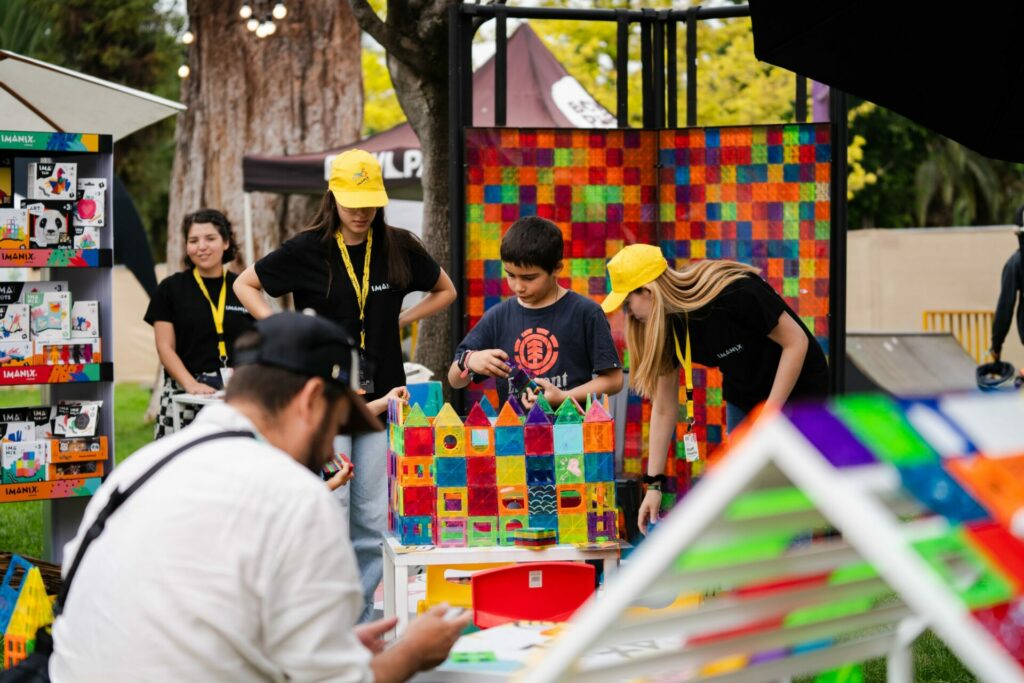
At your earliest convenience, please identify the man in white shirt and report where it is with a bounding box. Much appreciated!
[50,312,469,682]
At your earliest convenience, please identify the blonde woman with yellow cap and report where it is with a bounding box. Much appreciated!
[601,244,827,533]
[234,149,456,619]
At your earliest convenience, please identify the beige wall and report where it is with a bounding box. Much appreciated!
[113,263,166,385]
[112,227,1024,385]
[847,226,1024,363]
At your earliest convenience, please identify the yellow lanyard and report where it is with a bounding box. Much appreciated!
[335,230,372,349]
[193,268,228,363]
[672,316,695,431]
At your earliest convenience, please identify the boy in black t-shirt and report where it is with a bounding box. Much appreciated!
[449,216,623,407]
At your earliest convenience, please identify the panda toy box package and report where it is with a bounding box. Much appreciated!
[24,200,74,249]
[27,161,76,201]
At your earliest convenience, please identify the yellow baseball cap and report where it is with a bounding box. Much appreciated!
[600,244,668,313]
[328,149,389,209]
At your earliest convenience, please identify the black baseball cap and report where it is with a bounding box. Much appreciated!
[233,312,383,434]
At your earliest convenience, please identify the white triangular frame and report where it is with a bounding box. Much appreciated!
[520,412,1024,683]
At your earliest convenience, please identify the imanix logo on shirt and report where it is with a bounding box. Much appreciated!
[371,283,391,293]
[716,344,744,360]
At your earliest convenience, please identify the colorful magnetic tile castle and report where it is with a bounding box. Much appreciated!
[387,382,617,547]
[463,124,831,496]
[781,393,1024,664]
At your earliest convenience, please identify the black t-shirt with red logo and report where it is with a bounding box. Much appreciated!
[456,291,621,405]
[670,274,829,412]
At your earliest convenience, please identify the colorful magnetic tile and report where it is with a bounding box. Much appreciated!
[397,456,434,486]
[913,529,1014,610]
[397,515,433,545]
[528,485,557,515]
[495,425,525,456]
[400,485,436,516]
[478,395,498,419]
[555,453,585,484]
[466,456,496,486]
[785,403,877,468]
[972,599,1024,665]
[404,403,430,427]
[499,514,529,546]
[898,463,988,524]
[554,423,584,455]
[556,484,586,514]
[437,487,468,517]
[496,400,523,426]
[407,382,443,417]
[497,485,528,515]
[586,482,616,512]
[435,456,467,487]
[496,455,526,485]
[525,402,551,425]
[466,425,495,456]
[967,521,1024,592]
[435,427,465,457]
[946,456,1024,531]
[588,510,617,542]
[584,452,615,482]
[525,455,555,485]
[558,513,588,544]
[830,395,938,467]
[525,424,554,456]
[468,486,499,516]
[438,518,467,548]
[583,420,613,454]
[554,398,583,424]
[464,401,491,427]
[467,516,499,547]
[403,425,434,457]
[528,514,558,534]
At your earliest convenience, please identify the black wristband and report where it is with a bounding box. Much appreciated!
[642,474,667,485]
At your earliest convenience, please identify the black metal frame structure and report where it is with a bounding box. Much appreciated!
[448,4,848,400]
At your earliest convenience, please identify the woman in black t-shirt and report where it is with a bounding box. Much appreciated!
[600,244,828,533]
[233,149,456,622]
[145,209,254,438]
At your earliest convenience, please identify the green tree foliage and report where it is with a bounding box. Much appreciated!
[1,0,181,260]
[847,102,1024,228]
[0,0,54,57]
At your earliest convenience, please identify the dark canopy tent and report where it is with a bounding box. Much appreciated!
[241,23,615,196]
[113,175,158,297]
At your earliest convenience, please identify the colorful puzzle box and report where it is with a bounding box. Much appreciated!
[387,383,618,548]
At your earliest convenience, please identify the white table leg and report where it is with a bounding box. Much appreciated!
[394,564,410,637]
[602,551,620,582]
[170,398,181,433]
[383,548,397,637]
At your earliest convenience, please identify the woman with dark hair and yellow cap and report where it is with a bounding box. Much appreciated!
[601,244,827,534]
[235,149,456,620]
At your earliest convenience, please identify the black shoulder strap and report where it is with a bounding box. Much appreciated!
[56,429,255,612]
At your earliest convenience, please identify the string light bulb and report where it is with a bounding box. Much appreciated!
[177,64,190,78]
[256,22,270,38]
[181,29,195,45]
[247,17,260,31]
[272,3,287,20]
[265,21,277,35]
[239,4,252,19]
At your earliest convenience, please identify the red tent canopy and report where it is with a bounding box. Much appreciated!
[242,23,615,195]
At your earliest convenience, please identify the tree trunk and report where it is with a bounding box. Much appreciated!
[388,53,452,388]
[168,0,363,272]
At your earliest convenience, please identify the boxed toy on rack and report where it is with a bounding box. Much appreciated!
[387,381,618,548]
[0,280,101,367]
[0,401,106,485]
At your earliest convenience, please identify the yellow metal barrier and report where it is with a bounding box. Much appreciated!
[922,310,994,364]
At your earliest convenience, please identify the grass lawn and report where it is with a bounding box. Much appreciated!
[0,383,153,559]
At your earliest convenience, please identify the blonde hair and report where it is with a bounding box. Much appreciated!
[626,260,761,398]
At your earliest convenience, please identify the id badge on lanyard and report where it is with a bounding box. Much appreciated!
[673,316,701,462]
